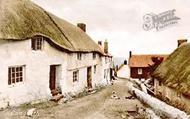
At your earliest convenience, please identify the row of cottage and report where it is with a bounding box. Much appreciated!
[0,0,113,108]
[128,39,190,113]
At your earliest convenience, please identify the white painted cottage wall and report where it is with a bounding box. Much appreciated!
[65,53,106,93]
[101,57,112,85]
[0,38,112,108]
[0,39,67,107]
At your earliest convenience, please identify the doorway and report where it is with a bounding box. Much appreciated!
[49,65,56,91]
[87,67,92,89]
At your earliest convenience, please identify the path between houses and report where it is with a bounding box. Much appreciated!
[0,79,147,119]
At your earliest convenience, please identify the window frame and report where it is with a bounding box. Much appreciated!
[93,53,96,60]
[73,70,79,82]
[105,57,108,64]
[94,65,97,74]
[137,68,143,75]
[31,36,44,51]
[77,53,82,60]
[104,69,107,79]
[8,65,25,85]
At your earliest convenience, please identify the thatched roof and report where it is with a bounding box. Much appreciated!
[153,43,190,95]
[0,0,103,53]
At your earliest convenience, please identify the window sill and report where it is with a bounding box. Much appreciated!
[32,50,43,52]
[73,81,79,83]
[8,82,24,88]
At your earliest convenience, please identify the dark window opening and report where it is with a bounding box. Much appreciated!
[94,65,97,74]
[93,53,96,60]
[77,53,82,60]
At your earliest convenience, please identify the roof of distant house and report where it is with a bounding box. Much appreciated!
[0,0,104,54]
[129,54,168,67]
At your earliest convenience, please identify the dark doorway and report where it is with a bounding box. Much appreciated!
[87,67,92,89]
[49,65,56,91]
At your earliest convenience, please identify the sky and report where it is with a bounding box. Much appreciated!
[31,0,190,58]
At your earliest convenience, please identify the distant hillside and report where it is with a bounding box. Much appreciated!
[113,57,126,67]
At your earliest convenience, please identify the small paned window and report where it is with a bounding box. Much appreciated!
[8,66,25,85]
[73,70,79,82]
[31,37,43,50]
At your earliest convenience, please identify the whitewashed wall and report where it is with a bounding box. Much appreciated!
[0,39,67,108]
[65,53,109,93]
[0,38,112,108]
[101,56,112,85]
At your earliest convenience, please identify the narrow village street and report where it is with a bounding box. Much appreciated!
[0,78,150,119]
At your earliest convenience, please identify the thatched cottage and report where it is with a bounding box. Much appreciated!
[0,0,113,108]
[153,39,190,112]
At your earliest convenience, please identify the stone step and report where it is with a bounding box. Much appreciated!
[50,94,64,102]
[51,89,59,96]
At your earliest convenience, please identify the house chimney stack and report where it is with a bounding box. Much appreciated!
[77,23,86,32]
[104,40,108,54]
[178,39,187,47]
[129,51,132,58]
[98,41,102,46]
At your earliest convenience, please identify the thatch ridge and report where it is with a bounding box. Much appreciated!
[153,43,190,95]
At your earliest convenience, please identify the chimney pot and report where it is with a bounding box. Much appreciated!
[129,51,132,58]
[77,23,86,32]
[178,39,187,47]
[98,41,102,46]
[104,40,108,54]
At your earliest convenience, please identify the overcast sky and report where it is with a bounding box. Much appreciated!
[31,0,190,58]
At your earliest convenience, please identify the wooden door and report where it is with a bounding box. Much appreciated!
[49,65,56,91]
[87,67,92,88]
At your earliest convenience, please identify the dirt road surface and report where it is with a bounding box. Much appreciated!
[0,79,147,119]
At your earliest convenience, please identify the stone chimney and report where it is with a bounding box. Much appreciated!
[77,23,86,32]
[104,40,108,54]
[129,51,132,58]
[178,39,187,47]
[98,41,102,46]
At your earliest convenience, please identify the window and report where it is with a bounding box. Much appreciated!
[31,37,43,50]
[104,69,107,79]
[8,66,25,85]
[105,57,108,63]
[93,53,96,60]
[137,68,143,75]
[77,53,82,60]
[94,65,97,74]
[73,70,79,82]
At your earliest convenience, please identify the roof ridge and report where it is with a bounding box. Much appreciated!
[42,10,75,49]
